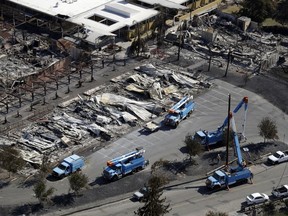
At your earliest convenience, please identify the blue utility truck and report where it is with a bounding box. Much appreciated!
[205,112,253,190]
[193,96,248,148]
[164,96,195,128]
[103,147,149,181]
[52,154,85,178]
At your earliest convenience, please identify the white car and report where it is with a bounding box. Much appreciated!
[246,193,269,205]
[133,187,148,201]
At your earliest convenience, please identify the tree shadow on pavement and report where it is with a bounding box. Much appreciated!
[11,203,43,216]
[52,193,75,206]
[0,180,10,189]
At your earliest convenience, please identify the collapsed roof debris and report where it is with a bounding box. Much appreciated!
[0,30,64,89]
[164,12,286,73]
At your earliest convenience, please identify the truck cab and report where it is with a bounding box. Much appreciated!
[53,162,71,177]
[206,170,226,189]
[103,164,123,181]
[193,130,223,146]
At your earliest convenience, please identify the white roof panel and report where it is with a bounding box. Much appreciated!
[7,0,109,17]
[138,0,188,9]
[69,1,158,33]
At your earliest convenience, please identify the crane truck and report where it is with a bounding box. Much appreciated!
[205,113,253,190]
[102,147,149,181]
[164,95,195,128]
[193,96,248,148]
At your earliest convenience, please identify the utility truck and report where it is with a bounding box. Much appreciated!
[103,147,149,181]
[193,96,248,149]
[205,111,253,190]
[52,154,84,178]
[164,96,195,128]
[272,185,288,198]
[267,151,288,164]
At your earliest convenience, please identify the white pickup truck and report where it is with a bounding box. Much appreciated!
[267,151,288,164]
[272,185,288,198]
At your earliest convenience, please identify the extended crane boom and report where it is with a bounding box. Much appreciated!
[218,96,248,137]
[230,113,246,171]
[193,96,248,148]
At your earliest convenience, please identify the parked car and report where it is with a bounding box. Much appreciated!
[272,185,288,198]
[246,193,269,205]
[267,151,288,164]
[133,186,148,201]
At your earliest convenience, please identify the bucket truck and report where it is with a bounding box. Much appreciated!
[164,95,195,128]
[193,96,248,148]
[205,113,253,190]
[103,147,149,181]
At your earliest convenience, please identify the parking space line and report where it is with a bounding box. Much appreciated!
[196,97,221,107]
[195,103,214,111]
[96,150,109,158]
[130,133,156,147]
[113,140,132,151]
[212,86,242,97]
[203,93,228,104]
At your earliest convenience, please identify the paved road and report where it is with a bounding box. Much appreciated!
[69,163,288,216]
[1,70,288,207]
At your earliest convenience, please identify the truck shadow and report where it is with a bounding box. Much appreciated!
[46,175,61,182]
[263,161,274,167]
[89,176,108,187]
[137,125,173,136]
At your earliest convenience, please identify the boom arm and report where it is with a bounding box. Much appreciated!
[107,147,145,166]
[218,97,248,137]
[168,96,191,113]
[230,113,244,169]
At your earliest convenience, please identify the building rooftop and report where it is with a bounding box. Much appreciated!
[8,0,159,43]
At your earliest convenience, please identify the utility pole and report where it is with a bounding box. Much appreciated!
[137,22,140,57]
[208,45,212,72]
[226,94,231,167]
[224,49,232,77]
[112,36,116,71]
[177,22,183,61]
